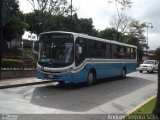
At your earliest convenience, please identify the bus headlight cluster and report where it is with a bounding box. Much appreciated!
[65,67,73,74]
[37,66,41,71]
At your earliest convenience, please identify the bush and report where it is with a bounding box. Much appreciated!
[12,48,23,56]
[32,61,37,67]
[2,59,24,68]
[22,50,38,58]
[2,48,38,58]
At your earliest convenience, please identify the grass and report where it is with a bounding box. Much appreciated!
[124,97,159,120]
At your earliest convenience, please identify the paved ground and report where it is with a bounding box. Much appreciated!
[0,71,158,120]
[0,77,53,89]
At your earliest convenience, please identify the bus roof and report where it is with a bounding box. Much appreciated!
[40,31,137,48]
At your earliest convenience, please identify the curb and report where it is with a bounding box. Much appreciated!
[124,95,156,118]
[0,80,54,89]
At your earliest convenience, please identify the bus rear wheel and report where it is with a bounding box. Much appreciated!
[87,71,96,85]
[121,68,126,79]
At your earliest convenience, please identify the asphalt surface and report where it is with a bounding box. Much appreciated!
[0,77,54,89]
[0,71,158,120]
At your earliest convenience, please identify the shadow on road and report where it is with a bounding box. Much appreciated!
[30,77,153,112]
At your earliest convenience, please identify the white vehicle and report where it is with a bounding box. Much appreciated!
[139,60,158,73]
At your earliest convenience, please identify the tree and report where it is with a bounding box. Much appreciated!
[109,0,132,40]
[110,13,133,34]
[27,0,73,15]
[126,20,148,48]
[122,20,149,63]
[79,18,94,35]
[25,11,95,36]
[26,0,76,34]
[2,0,28,48]
[153,47,160,119]
[98,28,122,41]
[25,10,46,34]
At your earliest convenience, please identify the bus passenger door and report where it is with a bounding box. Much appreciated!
[75,38,86,67]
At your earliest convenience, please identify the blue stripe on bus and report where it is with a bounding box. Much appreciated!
[36,62,137,83]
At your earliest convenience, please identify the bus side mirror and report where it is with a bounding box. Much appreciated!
[78,46,82,54]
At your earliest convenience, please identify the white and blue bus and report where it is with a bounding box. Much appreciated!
[36,31,137,85]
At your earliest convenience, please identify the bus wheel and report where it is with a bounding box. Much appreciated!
[121,68,126,79]
[87,71,95,85]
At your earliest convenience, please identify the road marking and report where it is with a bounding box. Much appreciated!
[126,95,157,116]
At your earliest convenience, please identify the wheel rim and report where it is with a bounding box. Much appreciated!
[88,72,94,85]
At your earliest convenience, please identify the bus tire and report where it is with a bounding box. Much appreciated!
[139,70,143,73]
[87,71,95,85]
[121,68,126,79]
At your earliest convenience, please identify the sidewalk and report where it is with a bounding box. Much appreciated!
[0,77,54,89]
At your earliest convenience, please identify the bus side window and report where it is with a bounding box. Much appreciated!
[96,42,105,58]
[105,43,111,59]
[127,47,131,59]
[118,46,125,59]
[124,47,127,59]
[86,40,96,58]
[133,48,136,59]
[112,44,119,59]
[130,48,134,59]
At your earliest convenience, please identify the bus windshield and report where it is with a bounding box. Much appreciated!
[38,33,74,68]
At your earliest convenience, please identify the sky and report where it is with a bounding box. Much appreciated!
[18,0,160,50]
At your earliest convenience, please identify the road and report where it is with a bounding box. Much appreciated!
[0,71,158,120]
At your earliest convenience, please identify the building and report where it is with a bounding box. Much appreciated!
[22,31,38,50]
[142,50,156,61]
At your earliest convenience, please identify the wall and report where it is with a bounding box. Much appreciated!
[1,70,36,79]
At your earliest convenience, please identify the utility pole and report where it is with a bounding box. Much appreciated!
[71,0,72,19]
[146,23,153,50]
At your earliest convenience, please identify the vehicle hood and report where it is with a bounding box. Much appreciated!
[140,64,153,67]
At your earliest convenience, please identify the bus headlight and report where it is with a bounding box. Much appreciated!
[37,66,41,71]
[65,67,73,74]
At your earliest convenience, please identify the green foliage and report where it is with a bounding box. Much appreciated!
[32,61,37,67]
[2,59,24,68]
[22,49,38,58]
[2,0,28,45]
[27,0,72,16]
[79,18,94,35]
[25,10,44,34]
[125,98,157,120]
[11,48,23,56]
[25,12,95,35]
[98,28,122,41]
[2,48,38,59]
[155,47,160,60]
[2,48,38,68]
